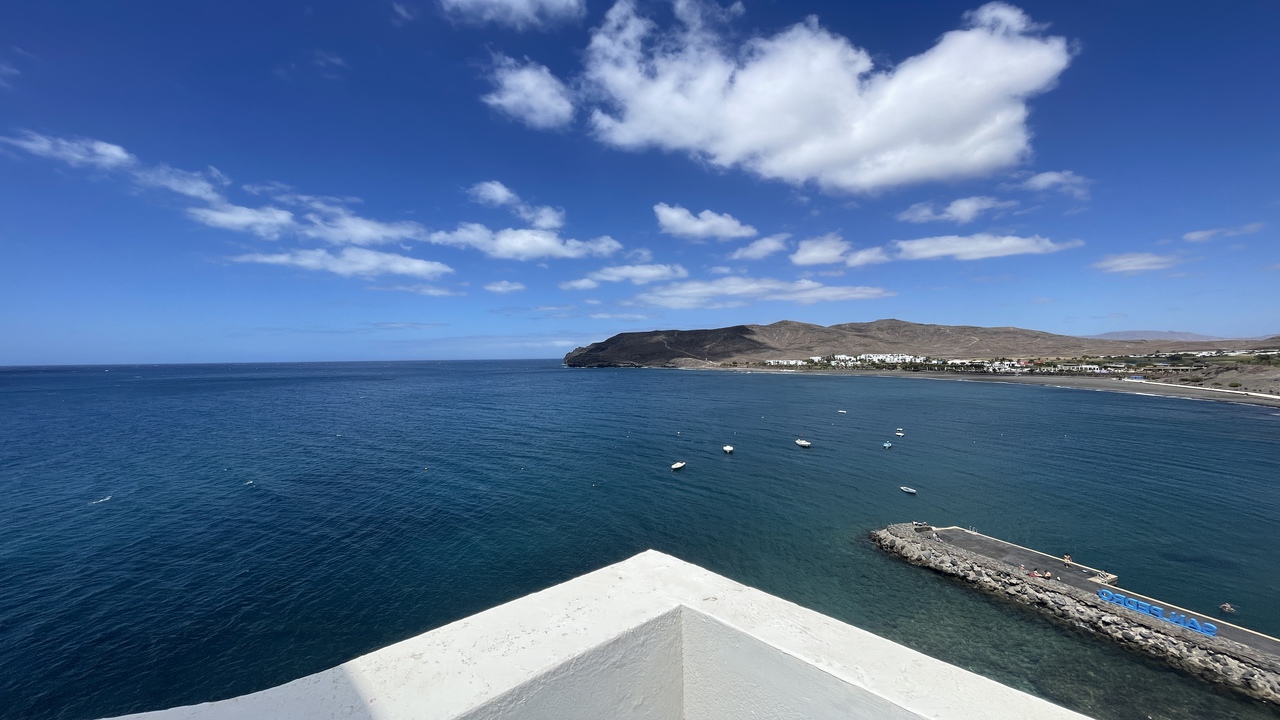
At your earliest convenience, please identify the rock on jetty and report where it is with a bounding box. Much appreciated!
[870,523,1280,704]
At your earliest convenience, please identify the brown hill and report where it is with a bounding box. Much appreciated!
[562,319,1280,368]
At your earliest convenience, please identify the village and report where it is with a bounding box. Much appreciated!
[754,349,1280,385]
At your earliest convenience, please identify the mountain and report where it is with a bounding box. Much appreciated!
[1088,331,1226,342]
[562,319,1279,368]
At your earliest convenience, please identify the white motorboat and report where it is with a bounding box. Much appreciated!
[723,445,734,454]
[883,441,893,449]
[837,410,847,414]
[895,428,905,437]
[671,461,686,470]
[795,439,812,448]
[900,486,917,494]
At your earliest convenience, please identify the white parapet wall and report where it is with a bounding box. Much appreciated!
[107,550,1092,720]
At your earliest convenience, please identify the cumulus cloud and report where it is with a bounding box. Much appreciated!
[845,247,892,268]
[134,165,229,203]
[729,233,789,260]
[893,233,1081,261]
[0,62,19,89]
[589,312,653,320]
[898,196,1017,224]
[232,248,453,279]
[468,180,565,230]
[483,55,575,129]
[1021,170,1089,199]
[790,233,850,266]
[484,280,527,293]
[375,284,462,296]
[391,2,417,23]
[560,263,688,289]
[0,131,136,169]
[1093,253,1181,274]
[430,223,621,260]
[784,233,891,267]
[653,203,756,239]
[188,204,296,239]
[581,1,1071,194]
[633,276,892,309]
[440,0,586,29]
[1182,222,1264,243]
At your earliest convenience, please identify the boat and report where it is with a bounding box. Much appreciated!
[795,439,812,448]
[900,486,917,494]
[883,441,893,449]
[723,445,734,454]
[895,428,905,437]
[671,461,686,470]
[837,410,847,414]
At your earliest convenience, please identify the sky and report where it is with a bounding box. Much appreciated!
[2,0,1278,364]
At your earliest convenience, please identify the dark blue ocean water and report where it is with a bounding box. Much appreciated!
[2,361,1278,719]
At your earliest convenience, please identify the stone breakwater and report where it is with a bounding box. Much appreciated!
[870,523,1280,705]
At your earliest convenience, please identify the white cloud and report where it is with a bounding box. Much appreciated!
[1093,253,1181,274]
[483,55,576,129]
[188,204,296,239]
[485,280,527,293]
[468,180,565,230]
[134,165,229,203]
[1022,170,1089,199]
[845,247,892,268]
[582,1,1071,194]
[232,247,453,279]
[589,312,652,320]
[653,203,756,239]
[790,233,850,265]
[633,276,893,309]
[430,223,621,260]
[729,233,789,260]
[561,263,688,289]
[291,196,428,245]
[626,247,654,263]
[1182,222,1264,242]
[893,233,1081,261]
[440,0,586,29]
[898,196,1017,224]
[708,266,733,274]
[391,2,417,23]
[375,284,462,296]
[1,131,136,169]
[0,62,18,89]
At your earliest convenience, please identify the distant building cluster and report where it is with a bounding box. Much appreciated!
[753,348,1279,376]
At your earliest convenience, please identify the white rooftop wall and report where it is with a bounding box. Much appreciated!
[106,551,1092,720]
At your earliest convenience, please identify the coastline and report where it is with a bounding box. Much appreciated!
[703,367,1280,409]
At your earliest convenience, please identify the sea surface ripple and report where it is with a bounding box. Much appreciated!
[1,361,1278,719]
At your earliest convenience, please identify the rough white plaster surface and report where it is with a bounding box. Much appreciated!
[106,550,1091,720]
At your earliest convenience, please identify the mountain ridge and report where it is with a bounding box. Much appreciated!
[563,319,1280,368]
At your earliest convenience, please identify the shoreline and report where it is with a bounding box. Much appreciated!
[701,366,1280,409]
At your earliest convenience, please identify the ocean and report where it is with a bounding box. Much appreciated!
[1,360,1278,719]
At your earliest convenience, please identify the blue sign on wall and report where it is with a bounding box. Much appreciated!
[1097,589,1217,637]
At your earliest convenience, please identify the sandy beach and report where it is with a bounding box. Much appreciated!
[718,368,1280,409]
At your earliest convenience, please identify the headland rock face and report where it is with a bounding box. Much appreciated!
[562,319,1279,368]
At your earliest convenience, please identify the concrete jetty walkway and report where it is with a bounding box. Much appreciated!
[932,526,1280,660]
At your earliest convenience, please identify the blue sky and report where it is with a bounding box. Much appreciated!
[2,0,1277,363]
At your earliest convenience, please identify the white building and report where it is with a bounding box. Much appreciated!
[107,551,1090,720]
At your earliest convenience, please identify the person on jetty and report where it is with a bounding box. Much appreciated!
[1063,553,1072,567]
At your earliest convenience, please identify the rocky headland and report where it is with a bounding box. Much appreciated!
[562,319,1279,368]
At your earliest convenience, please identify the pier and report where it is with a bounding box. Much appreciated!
[931,526,1280,659]
[871,523,1280,704]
